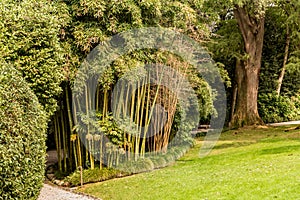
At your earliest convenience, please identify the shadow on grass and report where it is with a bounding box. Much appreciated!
[259,145,300,155]
[213,141,256,150]
[259,137,300,144]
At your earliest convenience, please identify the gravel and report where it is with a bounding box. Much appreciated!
[40,150,100,200]
[268,120,300,126]
[38,184,100,200]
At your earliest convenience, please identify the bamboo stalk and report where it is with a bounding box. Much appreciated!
[118,82,128,156]
[161,59,189,151]
[61,109,67,172]
[73,140,78,169]
[65,85,74,170]
[89,138,94,169]
[85,85,95,169]
[73,102,83,168]
[134,81,141,161]
[99,134,103,169]
[141,74,151,156]
[148,67,165,152]
[116,149,120,166]
[124,82,130,119]
[103,89,108,119]
[96,85,100,111]
[127,83,136,160]
[54,114,62,172]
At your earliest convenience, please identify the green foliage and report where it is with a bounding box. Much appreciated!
[66,0,209,61]
[51,0,220,175]
[209,19,244,61]
[258,92,300,123]
[207,2,300,124]
[71,37,215,171]
[149,156,167,168]
[64,145,189,187]
[0,63,47,200]
[285,3,300,75]
[260,3,300,96]
[282,57,300,96]
[258,5,300,123]
[0,0,69,117]
[97,113,124,146]
[118,158,155,174]
[64,146,189,187]
[260,7,288,94]
[204,0,271,20]
[207,19,241,123]
[117,146,189,173]
[207,18,240,91]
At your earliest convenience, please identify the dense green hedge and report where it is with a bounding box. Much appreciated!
[0,63,47,200]
[258,92,300,123]
[0,0,69,117]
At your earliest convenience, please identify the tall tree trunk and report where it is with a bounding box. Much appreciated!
[230,6,265,127]
[276,25,290,95]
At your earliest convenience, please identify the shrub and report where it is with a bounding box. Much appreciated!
[65,145,192,186]
[64,168,126,187]
[117,158,155,174]
[258,92,300,123]
[168,145,190,159]
[0,64,47,200]
[162,153,176,164]
[149,156,167,169]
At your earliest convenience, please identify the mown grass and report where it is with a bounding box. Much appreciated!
[78,126,300,200]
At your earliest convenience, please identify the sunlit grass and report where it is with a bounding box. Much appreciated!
[78,126,300,200]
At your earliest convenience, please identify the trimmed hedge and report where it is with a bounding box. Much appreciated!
[0,64,47,200]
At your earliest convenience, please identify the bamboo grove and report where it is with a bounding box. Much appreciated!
[51,51,214,173]
[25,0,218,174]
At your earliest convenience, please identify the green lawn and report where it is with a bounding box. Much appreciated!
[78,126,300,200]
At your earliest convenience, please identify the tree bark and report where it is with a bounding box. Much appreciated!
[276,25,290,95]
[230,5,265,127]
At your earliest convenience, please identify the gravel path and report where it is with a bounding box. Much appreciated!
[268,120,300,126]
[38,184,99,200]
[38,150,101,200]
